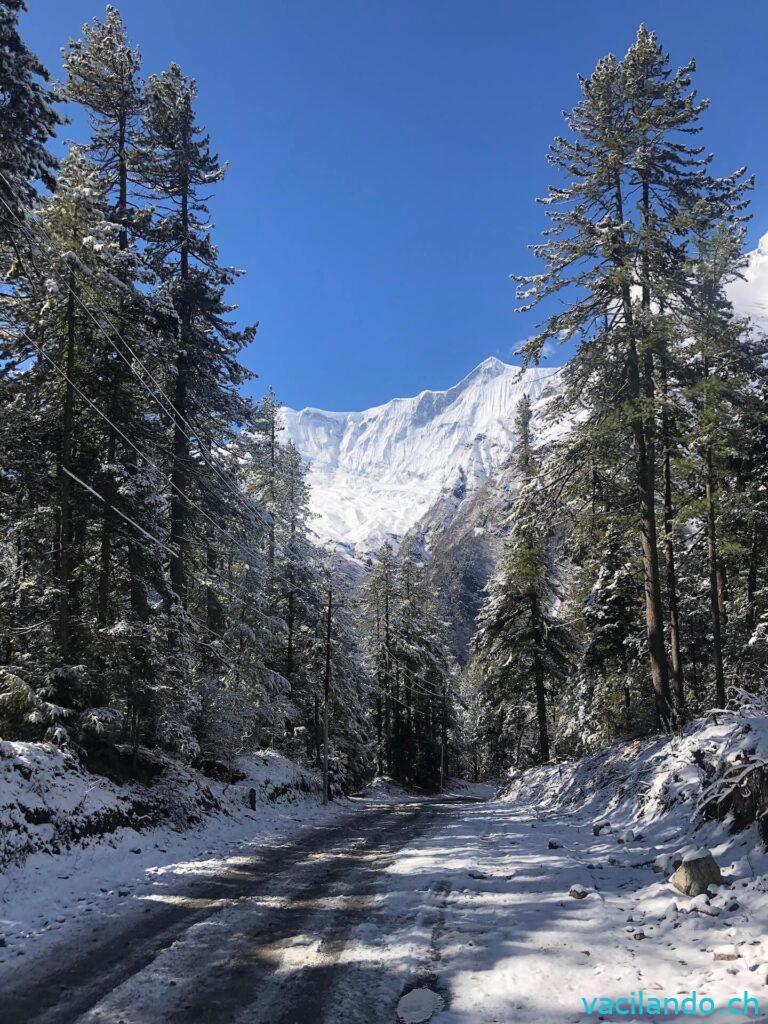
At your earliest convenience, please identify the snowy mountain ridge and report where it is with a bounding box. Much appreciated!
[280,358,560,556]
[728,229,768,328]
[281,230,768,559]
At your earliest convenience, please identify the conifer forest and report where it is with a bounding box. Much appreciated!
[4,6,768,1023]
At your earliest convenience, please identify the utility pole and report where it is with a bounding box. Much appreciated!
[439,679,447,792]
[322,580,333,805]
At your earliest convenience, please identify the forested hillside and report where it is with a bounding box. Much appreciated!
[2,7,768,805]
[471,26,768,773]
[0,2,455,795]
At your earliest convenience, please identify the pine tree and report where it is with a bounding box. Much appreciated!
[280,442,313,680]
[516,25,750,729]
[677,223,763,706]
[133,64,257,634]
[63,6,150,626]
[392,553,454,787]
[0,6,381,784]
[0,2,60,724]
[569,529,647,747]
[63,6,142,243]
[249,388,283,574]
[0,0,60,255]
[319,555,375,794]
[474,398,576,767]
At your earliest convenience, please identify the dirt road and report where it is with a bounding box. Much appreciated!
[4,797,474,1024]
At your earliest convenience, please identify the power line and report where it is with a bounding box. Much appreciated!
[61,465,259,669]
[18,328,264,573]
[3,179,448,714]
[24,323,353,650]
[61,464,267,630]
[0,175,269,534]
[61,466,177,558]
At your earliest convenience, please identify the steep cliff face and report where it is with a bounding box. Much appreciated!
[281,359,564,661]
[280,231,768,661]
[281,357,559,559]
[728,230,768,330]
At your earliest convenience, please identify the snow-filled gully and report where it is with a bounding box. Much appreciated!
[4,792,768,1024]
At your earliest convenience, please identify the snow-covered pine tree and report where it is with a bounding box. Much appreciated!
[568,530,647,749]
[392,552,455,788]
[0,2,60,725]
[678,223,760,707]
[272,439,328,742]
[362,540,398,775]
[0,148,169,742]
[249,387,284,575]
[63,5,154,632]
[134,62,257,603]
[319,554,376,794]
[244,408,325,750]
[0,0,60,262]
[130,63,262,745]
[474,397,576,768]
[515,25,750,729]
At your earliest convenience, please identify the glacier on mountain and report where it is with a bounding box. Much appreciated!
[728,229,768,329]
[280,357,559,556]
[280,230,768,559]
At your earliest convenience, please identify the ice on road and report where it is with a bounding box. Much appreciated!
[4,783,768,1024]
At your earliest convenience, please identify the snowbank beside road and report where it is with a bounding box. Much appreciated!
[500,696,768,844]
[0,740,324,872]
[378,706,768,1024]
[0,740,343,968]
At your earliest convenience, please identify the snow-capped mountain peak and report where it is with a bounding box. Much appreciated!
[727,229,768,328]
[279,231,768,560]
[280,359,559,556]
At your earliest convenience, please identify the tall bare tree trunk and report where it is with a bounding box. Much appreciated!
[746,523,759,636]
[322,583,332,804]
[58,270,77,662]
[384,588,392,775]
[439,679,448,789]
[314,693,321,768]
[660,357,685,721]
[98,118,130,625]
[701,356,726,707]
[169,167,190,608]
[615,173,672,728]
[376,695,383,774]
[706,445,726,707]
[530,593,550,762]
[2,532,25,665]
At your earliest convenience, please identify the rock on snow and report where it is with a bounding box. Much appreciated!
[671,851,723,897]
[396,987,444,1023]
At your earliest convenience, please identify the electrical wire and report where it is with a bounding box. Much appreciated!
[0,174,269,534]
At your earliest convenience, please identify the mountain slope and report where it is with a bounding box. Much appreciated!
[281,230,768,561]
[280,357,558,557]
[728,230,768,329]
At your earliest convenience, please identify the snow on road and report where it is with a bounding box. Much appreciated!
[4,747,768,1023]
[0,745,346,978]
[382,785,768,1024]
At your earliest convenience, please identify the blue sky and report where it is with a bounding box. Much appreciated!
[23,1,768,411]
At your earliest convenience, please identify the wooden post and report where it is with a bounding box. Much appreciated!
[322,582,332,804]
[440,680,447,792]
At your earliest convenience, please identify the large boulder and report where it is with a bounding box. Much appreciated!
[670,850,722,897]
